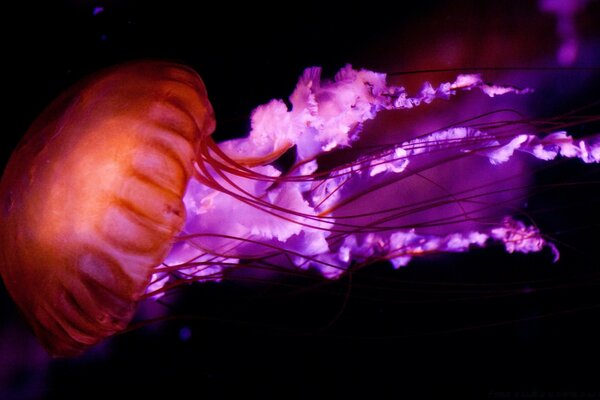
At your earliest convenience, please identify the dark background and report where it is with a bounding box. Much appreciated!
[2,1,600,398]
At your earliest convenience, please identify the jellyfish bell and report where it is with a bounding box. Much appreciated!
[0,60,216,356]
[1,60,598,357]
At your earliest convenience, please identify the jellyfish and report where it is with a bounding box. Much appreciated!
[0,60,598,357]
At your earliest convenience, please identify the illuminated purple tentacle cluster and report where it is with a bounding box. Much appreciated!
[147,66,599,295]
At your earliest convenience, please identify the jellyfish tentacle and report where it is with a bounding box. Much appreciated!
[154,65,597,290]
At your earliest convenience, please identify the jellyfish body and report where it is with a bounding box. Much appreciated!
[0,61,215,356]
[1,61,598,357]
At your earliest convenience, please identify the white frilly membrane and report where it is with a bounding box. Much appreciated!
[146,65,599,297]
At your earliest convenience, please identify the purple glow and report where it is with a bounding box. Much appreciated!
[93,6,104,16]
[540,0,589,65]
[146,66,599,297]
[179,326,192,342]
